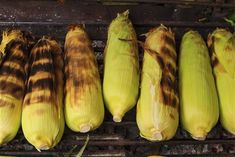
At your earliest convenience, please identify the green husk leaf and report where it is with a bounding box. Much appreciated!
[224,18,235,27]
[228,10,235,22]
[64,145,77,157]
[76,135,89,157]
[224,10,235,27]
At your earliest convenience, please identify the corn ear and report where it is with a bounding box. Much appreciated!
[0,30,26,54]
[136,25,179,141]
[179,31,219,140]
[22,37,64,151]
[208,29,235,135]
[64,25,104,133]
[103,10,139,122]
[0,30,29,145]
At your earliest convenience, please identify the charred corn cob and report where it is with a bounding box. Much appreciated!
[0,30,30,145]
[22,37,64,151]
[179,31,219,140]
[103,10,139,122]
[136,25,179,141]
[208,29,235,135]
[0,30,27,60]
[64,25,104,133]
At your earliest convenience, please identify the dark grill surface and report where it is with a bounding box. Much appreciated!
[0,0,235,156]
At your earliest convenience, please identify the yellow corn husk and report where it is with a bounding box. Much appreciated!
[22,37,64,151]
[64,25,104,133]
[136,25,179,141]
[208,29,235,135]
[179,31,219,140]
[0,30,29,145]
[103,10,139,122]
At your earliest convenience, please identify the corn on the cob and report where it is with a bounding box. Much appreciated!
[0,30,27,56]
[22,37,64,151]
[0,30,29,145]
[136,25,179,141]
[64,25,104,133]
[208,29,235,135]
[103,10,139,122]
[179,31,219,140]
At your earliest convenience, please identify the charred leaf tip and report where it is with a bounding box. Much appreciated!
[117,10,130,18]
[159,24,168,29]
[67,24,85,31]
[40,36,58,44]
[207,34,213,47]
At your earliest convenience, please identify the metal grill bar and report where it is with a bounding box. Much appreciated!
[0,21,231,27]
[0,151,127,157]
[87,0,235,8]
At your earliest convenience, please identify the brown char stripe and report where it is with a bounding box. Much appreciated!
[64,32,97,76]
[161,34,176,60]
[0,40,28,98]
[160,47,177,61]
[0,99,15,108]
[64,44,92,56]
[0,80,24,98]
[64,56,96,76]
[24,39,56,104]
[64,30,99,106]
[208,38,219,68]
[27,78,54,93]
[72,76,96,87]
[0,65,25,80]
[145,47,165,69]
[211,54,219,68]
[159,32,178,108]
[30,62,54,76]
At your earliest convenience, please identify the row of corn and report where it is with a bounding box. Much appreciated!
[0,10,234,151]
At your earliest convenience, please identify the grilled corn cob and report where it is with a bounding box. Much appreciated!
[136,25,179,141]
[179,31,219,140]
[64,25,104,133]
[22,37,64,151]
[208,29,235,135]
[0,30,27,59]
[0,30,30,144]
[103,10,139,122]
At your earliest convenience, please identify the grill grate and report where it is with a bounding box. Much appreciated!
[0,0,235,156]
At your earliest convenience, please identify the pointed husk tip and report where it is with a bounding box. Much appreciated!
[67,24,85,32]
[117,10,129,18]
